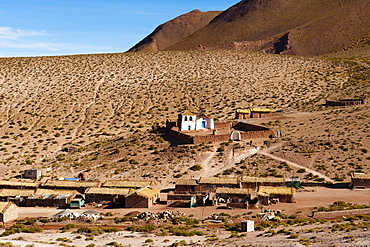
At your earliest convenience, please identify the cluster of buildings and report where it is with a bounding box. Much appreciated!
[166,110,274,144]
[168,176,296,208]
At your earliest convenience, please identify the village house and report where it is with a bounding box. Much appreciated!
[198,177,240,193]
[215,188,252,208]
[124,187,160,208]
[42,179,101,194]
[257,186,296,205]
[0,189,35,206]
[0,201,18,223]
[23,168,45,179]
[240,176,286,190]
[0,181,41,190]
[235,108,273,119]
[102,180,156,189]
[85,187,131,205]
[24,189,83,208]
[174,179,199,192]
[350,172,370,189]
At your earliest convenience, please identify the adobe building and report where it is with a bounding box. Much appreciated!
[23,168,45,179]
[25,189,83,208]
[0,189,35,206]
[124,187,160,208]
[235,108,273,119]
[350,172,370,189]
[85,187,131,205]
[257,186,296,205]
[198,177,239,193]
[0,181,41,190]
[167,110,274,144]
[0,201,18,223]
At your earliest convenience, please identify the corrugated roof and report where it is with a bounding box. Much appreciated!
[102,180,156,188]
[241,176,285,183]
[258,186,296,196]
[0,189,35,197]
[199,177,238,185]
[85,187,131,195]
[176,179,198,186]
[0,181,41,187]
[237,109,251,114]
[43,180,100,188]
[216,188,251,195]
[351,172,370,180]
[126,187,160,199]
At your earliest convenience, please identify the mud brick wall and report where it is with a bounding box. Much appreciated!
[193,133,231,144]
[313,208,370,219]
[240,130,274,140]
[215,122,231,130]
[169,129,194,143]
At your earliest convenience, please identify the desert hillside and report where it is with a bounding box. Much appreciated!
[162,0,370,56]
[0,50,369,182]
[127,10,221,52]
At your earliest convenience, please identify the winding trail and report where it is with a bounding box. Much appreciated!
[258,143,335,182]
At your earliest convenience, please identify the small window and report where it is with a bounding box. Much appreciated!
[189,116,193,121]
[184,116,188,121]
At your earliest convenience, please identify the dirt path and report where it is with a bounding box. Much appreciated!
[259,145,335,182]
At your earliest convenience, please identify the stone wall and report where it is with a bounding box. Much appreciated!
[313,208,370,219]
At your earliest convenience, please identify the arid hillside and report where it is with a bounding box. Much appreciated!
[127,10,221,52]
[162,0,370,56]
[0,50,369,182]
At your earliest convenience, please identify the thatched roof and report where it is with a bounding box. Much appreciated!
[43,179,100,188]
[351,172,370,180]
[176,179,198,186]
[0,189,35,197]
[216,188,251,195]
[199,177,238,185]
[258,186,296,196]
[251,108,272,113]
[241,176,285,183]
[126,187,160,199]
[35,189,78,196]
[102,180,156,188]
[182,110,196,116]
[237,109,251,114]
[85,187,131,195]
[0,181,41,188]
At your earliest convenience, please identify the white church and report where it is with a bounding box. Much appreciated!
[177,110,214,131]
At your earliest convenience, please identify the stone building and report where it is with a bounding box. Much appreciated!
[85,187,130,205]
[0,201,18,223]
[23,168,44,179]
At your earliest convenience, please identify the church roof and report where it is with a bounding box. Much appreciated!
[182,110,196,116]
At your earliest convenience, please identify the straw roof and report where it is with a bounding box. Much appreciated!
[0,189,35,197]
[0,181,41,188]
[237,109,251,114]
[102,180,156,188]
[216,188,251,195]
[351,172,370,180]
[241,176,285,183]
[43,179,100,188]
[35,189,78,196]
[182,110,196,116]
[176,179,198,186]
[126,187,160,199]
[199,177,238,185]
[251,108,272,113]
[258,186,296,196]
[85,187,131,195]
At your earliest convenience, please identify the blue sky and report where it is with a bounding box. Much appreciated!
[0,0,238,57]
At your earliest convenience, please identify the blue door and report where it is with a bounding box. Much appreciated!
[202,121,206,128]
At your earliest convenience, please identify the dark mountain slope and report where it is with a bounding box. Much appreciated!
[165,0,370,56]
[127,10,221,52]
